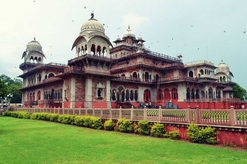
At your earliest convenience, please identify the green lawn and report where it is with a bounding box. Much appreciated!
[0,116,246,164]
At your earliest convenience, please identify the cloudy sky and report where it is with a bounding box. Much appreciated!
[1,0,247,88]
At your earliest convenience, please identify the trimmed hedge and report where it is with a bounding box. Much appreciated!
[169,131,180,140]
[4,111,30,119]
[104,119,115,131]
[117,118,133,133]
[150,123,166,137]
[136,120,150,135]
[187,122,217,145]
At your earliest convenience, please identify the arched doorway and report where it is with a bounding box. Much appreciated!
[209,88,213,99]
[37,91,41,100]
[171,88,178,101]
[121,91,125,102]
[133,72,137,79]
[144,89,151,102]
[164,89,170,101]
[186,88,190,99]
[189,71,193,78]
[157,89,163,101]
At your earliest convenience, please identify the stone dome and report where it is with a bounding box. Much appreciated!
[216,60,230,73]
[138,35,143,40]
[123,26,136,38]
[26,37,43,52]
[80,18,105,34]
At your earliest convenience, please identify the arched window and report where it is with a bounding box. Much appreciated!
[91,44,96,55]
[164,89,170,100]
[200,69,204,75]
[134,90,138,101]
[37,91,41,100]
[172,88,178,100]
[189,71,193,78]
[186,88,190,99]
[191,89,195,99]
[196,89,200,99]
[48,73,55,78]
[112,89,116,100]
[145,72,149,82]
[217,90,221,98]
[133,72,137,79]
[126,90,129,101]
[97,45,101,56]
[144,89,151,102]
[155,74,159,82]
[201,91,205,99]
[157,89,163,101]
[220,77,222,82]
[121,91,125,102]
[208,88,213,99]
[130,90,134,101]
[223,76,226,82]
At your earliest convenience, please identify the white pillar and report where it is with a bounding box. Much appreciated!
[178,83,186,102]
[85,78,92,108]
[106,80,111,108]
[71,78,76,108]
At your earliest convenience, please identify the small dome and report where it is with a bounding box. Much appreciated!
[216,60,230,73]
[80,18,105,34]
[138,35,143,40]
[26,37,43,52]
[116,35,120,41]
[123,26,136,38]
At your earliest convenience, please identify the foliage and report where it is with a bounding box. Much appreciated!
[233,83,247,100]
[83,116,93,128]
[187,123,217,144]
[164,132,170,138]
[104,119,115,131]
[134,123,139,134]
[58,115,75,124]
[150,123,166,137]
[74,116,85,126]
[4,111,30,119]
[4,111,11,116]
[0,74,22,103]
[91,117,103,130]
[49,114,59,122]
[229,143,236,148]
[136,120,150,135]
[117,118,133,133]
[169,131,180,140]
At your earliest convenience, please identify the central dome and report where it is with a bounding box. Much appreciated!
[216,60,230,73]
[123,26,136,38]
[26,38,43,52]
[80,18,105,34]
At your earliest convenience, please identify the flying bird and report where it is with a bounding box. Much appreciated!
[172,38,174,40]
[84,6,86,9]
[103,23,105,26]
[244,31,246,34]
[191,25,193,27]
[223,30,226,33]
[198,48,199,50]
[72,20,74,22]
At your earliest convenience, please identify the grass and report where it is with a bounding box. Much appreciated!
[1,116,247,164]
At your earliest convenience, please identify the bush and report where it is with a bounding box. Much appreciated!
[22,112,31,119]
[187,123,217,144]
[4,111,11,116]
[31,113,38,120]
[229,143,236,148]
[49,114,59,122]
[150,123,166,137]
[83,116,93,128]
[136,120,150,135]
[164,132,170,138]
[134,123,139,134]
[92,117,103,130]
[117,118,133,133]
[58,115,74,124]
[104,119,115,131]
[74,116,85,126]
[11,112,18,118]
[169,131,180,140]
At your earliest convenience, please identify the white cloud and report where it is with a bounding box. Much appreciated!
[122,13,151,30]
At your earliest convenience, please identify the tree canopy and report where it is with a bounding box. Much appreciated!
[233,83,247,100]
[0,74,22,103]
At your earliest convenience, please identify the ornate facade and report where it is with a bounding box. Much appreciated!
[19,14,241,109]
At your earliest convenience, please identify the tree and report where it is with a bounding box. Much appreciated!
[233,83,247,100]
[0,74,22,103]
[0,79,8,98]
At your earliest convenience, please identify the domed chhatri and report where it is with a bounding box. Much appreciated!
[22,37,45,63]
[72,13,112,57]
[215,59,233,82]
[123,25,136,38]
[80,18,105,34]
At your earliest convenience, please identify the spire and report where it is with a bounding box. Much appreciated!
[128,25,130,30]
[91,11,94,19]
[34,37,36,41]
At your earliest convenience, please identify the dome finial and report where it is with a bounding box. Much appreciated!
[128,25,130,30]
[91,11,94,19]
[34,36,36,41]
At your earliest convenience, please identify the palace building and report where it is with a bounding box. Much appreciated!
[19,14,242,109]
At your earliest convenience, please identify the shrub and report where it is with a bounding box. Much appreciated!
[104,119,115,131]
[137,120,150,135]
[83,116,93,128]
[57,115,74,124]
[150,123,166,137]
[134,123,139,134]
[169,131,180,140]
[92,117,103,130]
[31,113,38,120]
[22,112,31,119]
[4,111,11,116]
[11,112,18,118]
[187,123,217,144]
[117,118,133,133]
[74,116,85,126]
[164,132,170,138]
[221,143,228,147]
[49,114,59,122]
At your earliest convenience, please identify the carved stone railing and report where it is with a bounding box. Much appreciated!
[13,106,247,127]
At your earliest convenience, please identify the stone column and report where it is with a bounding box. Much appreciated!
[177,83,186,102]
[85,78,92,108]
[138,87,144,102]
[70,78,76,108]
[106,80,111,108]
[62,80,65,108]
